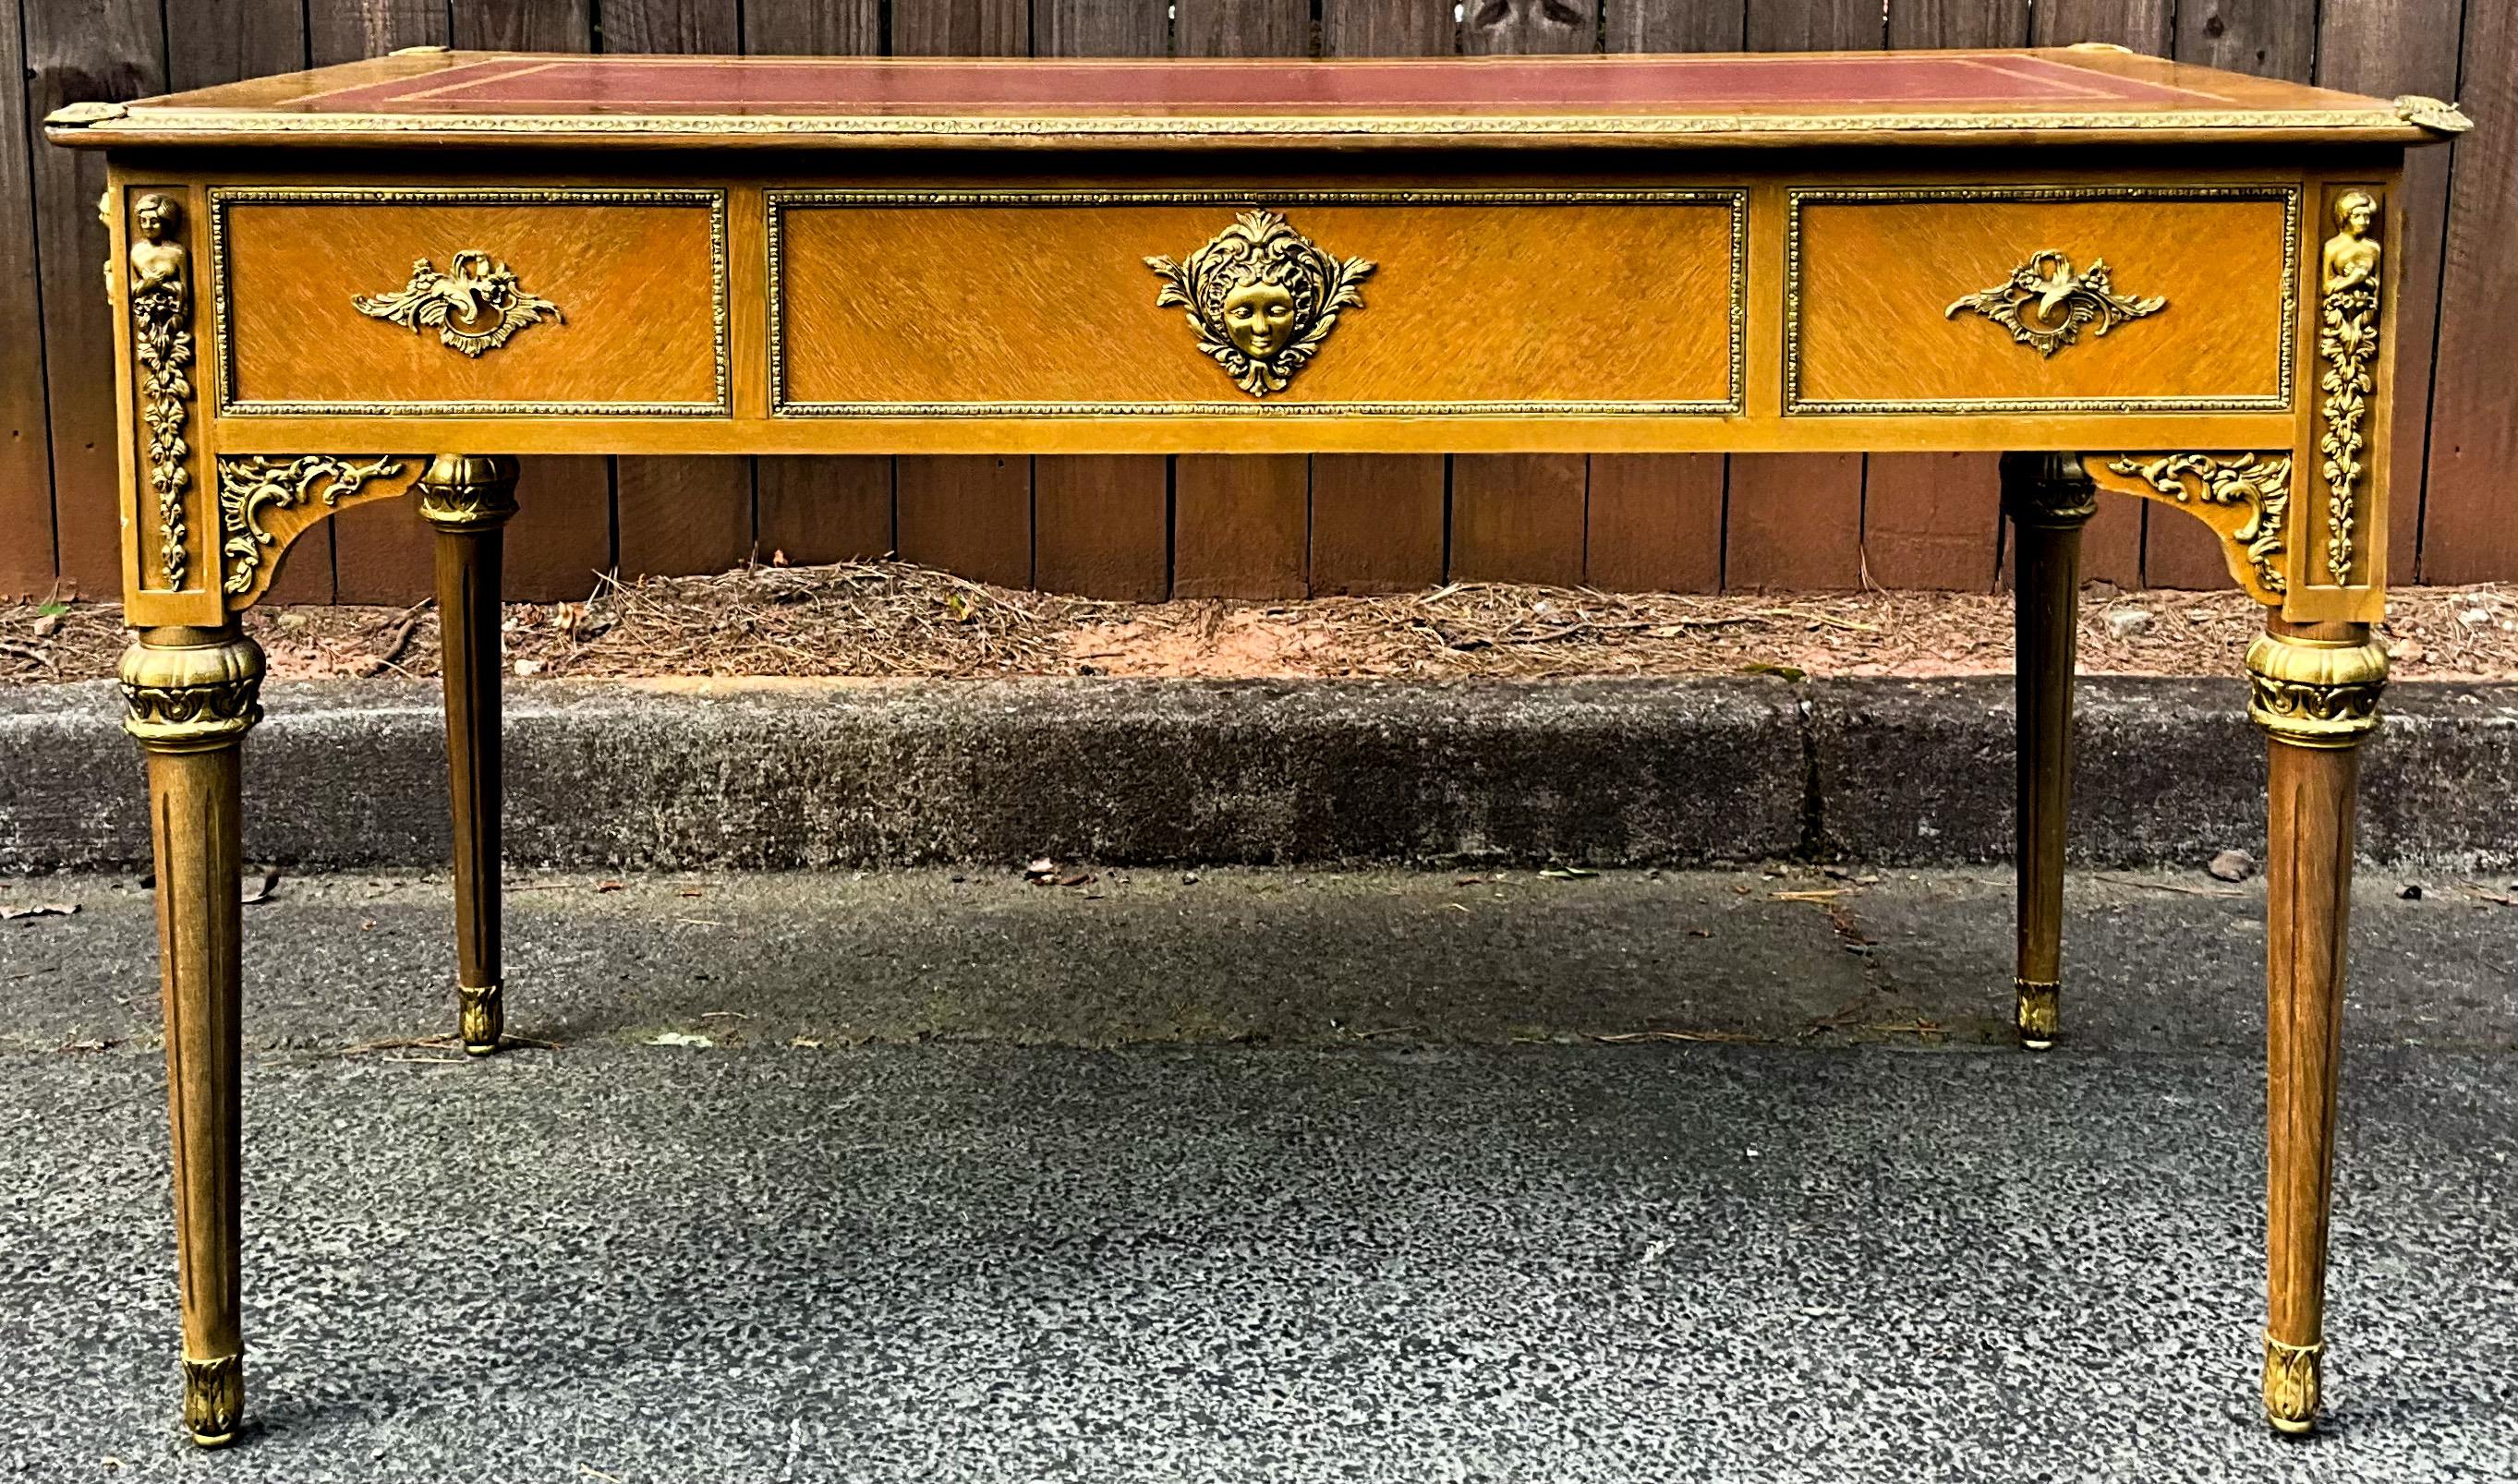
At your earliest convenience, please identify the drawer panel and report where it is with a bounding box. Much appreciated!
[1786,186,2298,414]
[211,187,729,416]
[770,189,1744,415]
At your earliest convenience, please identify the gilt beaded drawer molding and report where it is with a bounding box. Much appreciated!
[45,45,2467,1450]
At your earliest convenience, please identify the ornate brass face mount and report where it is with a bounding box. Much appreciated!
[1946,249,2165,357]
[128,193,195,589]
[2104,452,2292,596]
[354,250,563,357]
[1146,210,1374,396]
[2318,190,2381,586]
[215,454,408,595]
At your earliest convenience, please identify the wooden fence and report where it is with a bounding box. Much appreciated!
[3,0,2510,603]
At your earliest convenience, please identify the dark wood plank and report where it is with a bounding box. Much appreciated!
[1322,0,1454,54]
[617,457,755,576]
[2025,0,2173,49]
[1311,0,1453,595]
[597,0,754,580]
[502,457,618,600]
[310,0,450,65]
[2142,0,2318,588]
[1860,455,2002,590]
[2419,0,2518,582]
[1179,0,1311,54]
[1448,0,1598,585]
[889,0,1031,591]
[332,496,438,605]
[1584,454,1723,593]
[897,456,1033,588]
[756,459,892,567]
[890,0,1030,55]
[1450,454,1586,585]
[0,0,58,597]
[1725,453,1864,589]
[1309,455,1445,595]
[1036,0,1167,55]
[1886,0,2028,47]
[1174,455,1308,598]
[24,0,163,597]
[2318,0,2464,585]
[1607,0,1743,49]
[1597,0,1735,598]
[1035,456,1168,599]
[1731,0,1876,592]
[1462,0,1598,54]
[742,0,879,54]
[452,0,595,49]
[745,0,885,575]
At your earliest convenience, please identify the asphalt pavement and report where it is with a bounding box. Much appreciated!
[5,866,2514,1481]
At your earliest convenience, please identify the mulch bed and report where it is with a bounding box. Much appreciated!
[6,561,2514,687]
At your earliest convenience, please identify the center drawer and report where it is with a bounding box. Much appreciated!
[769,189,1745,416]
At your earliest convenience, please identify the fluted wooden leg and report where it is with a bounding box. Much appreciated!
[123,625,265,1446]
[2001,453,2097,1050]
[418,455,519,1055]
[2247,618,2385,1434]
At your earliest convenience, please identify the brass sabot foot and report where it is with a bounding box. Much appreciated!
[182,1352,244,1447]
[458,982,503,1056]
[2263,1333,2322,1435]
[2016,979,2059,1051]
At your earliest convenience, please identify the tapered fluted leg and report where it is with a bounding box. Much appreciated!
[123,625,265,1446]
[418,455,519,1055]
[2002,453,2097,1050]
[2247,618,2385,1434]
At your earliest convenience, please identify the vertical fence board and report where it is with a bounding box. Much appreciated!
[338,0,611,603]
[2019,0,2168,587]
[2420,0,2518,582]
[1179,0,1309,54]
[24,0,163,597]
[1036,455,1168,598]
[890,0,1035,592]
[2145,0,2318,587]
[1311,0,1450,596]
[309,1,451,65]
[1725,0,1874,590]
[0,1,57,597]
[1036,0,1168,57]
[747,0,889,571]
[2317,0,2463,585]
[1449,0,1596,586]
[1451,454,1586,585]
[1860,0,2022,593]
[897,455,1034,587]
[1595,0,1738,594]
[1174,455,1309,597]
[1309,455,1445,594]
[600,0,754,578]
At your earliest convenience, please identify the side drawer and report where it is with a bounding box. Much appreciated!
[769,188,1745,416]
[210,187,729,416]
[1786,186,2299,414]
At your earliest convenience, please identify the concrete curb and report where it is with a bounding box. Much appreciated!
[4,675,2515,872]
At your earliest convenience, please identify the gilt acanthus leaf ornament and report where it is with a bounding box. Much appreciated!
[2106,452,2293,596]
[2318,191,2382,585]
[216,454,407,596]
[354,250,563,357]
[1946,249,2165,357]
[1146,210,1374,396]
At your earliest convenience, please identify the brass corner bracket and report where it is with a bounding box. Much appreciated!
[216,454,409,596]
[2097,452,2291,600]
[2394,94,2473,134]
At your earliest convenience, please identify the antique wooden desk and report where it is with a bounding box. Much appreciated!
[48,47,2467,1446]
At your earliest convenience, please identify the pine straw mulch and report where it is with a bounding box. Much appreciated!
[7,561,2518,687]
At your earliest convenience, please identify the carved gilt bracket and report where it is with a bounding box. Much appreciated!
[213,454,423,608]
[2086,452,2293,605]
